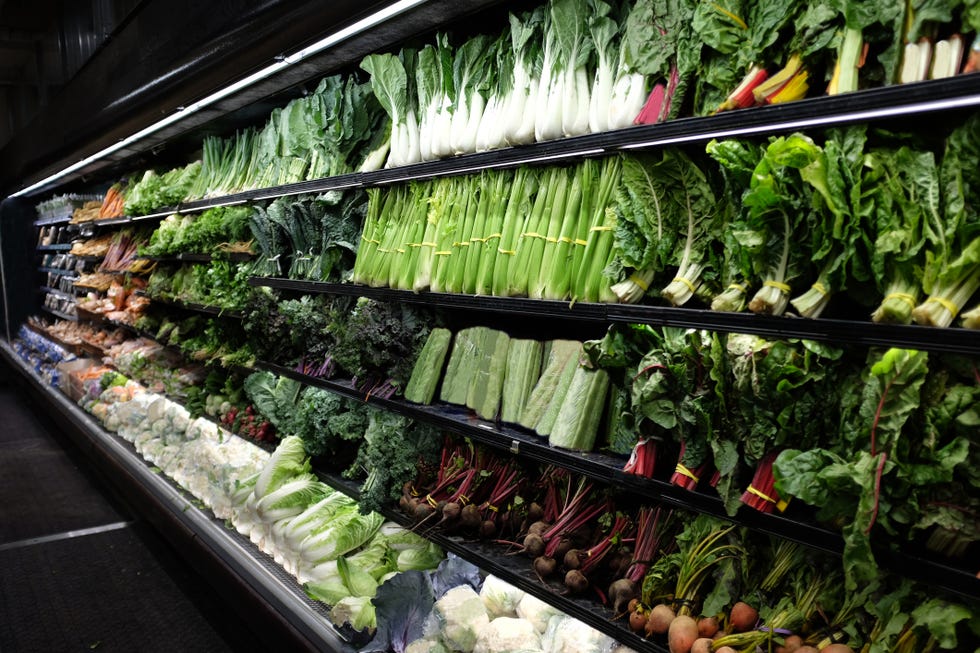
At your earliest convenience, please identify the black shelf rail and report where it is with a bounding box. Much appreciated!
[40,306,78,321]
[40,286,75,301]
[143,294,245,319]
[36,243,74,251]
[115,75,980,218]
[249,278,980,356]
[33,214,72,227]
[38,267,79,278]
[314,470,669,653]
[258,360,980,602]
[139,252,255,263]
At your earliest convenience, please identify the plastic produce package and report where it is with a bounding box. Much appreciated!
[473,616,542,653]
[430,585,490,652]
[540,615,618,653]
[480,575,526,618]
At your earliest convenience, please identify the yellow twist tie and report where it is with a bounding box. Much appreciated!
[671,277,697,294]
[811,281,829,297]
[590,225,614,232]
[574,239,588,246]
[747,485,790,512]
[884,292,916,309]
[497,249,517,256]
[728,283,747,293]
[629,274,650,291]
[926,296,960,317]
[674,463,700,484]
[763,280,791,293]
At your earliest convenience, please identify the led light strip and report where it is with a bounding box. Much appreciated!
[9,0,431,198]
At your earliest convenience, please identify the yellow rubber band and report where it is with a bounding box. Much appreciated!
[811,282,829,297]
[674,463,700,484]
[426,495,438,508]
[396,248,406,254]
[884,292,916,309]
[459,494,470,506]
[574,239,588,246]
[361,236,381,244]
[728,283,747,293]
[747,485,790,512]
[926,296,960,317]
[545,236,558,243]
[407,242,422,248]
[376,247,392,253]
[458,241,471,247]
[497,249,516,256]
[420,241,438,248]
[629,274,650,292]
[671,277,697,294]
[486,233,502,241]
[522,232,545,240]
[487,504,499,513]
[590,225,614,232]
[435,251,452,256]
[470,237,486,243]
[558,236,574,244]
[764,280,791,293]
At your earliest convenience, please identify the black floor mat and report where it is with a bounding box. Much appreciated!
[0,526,254,653]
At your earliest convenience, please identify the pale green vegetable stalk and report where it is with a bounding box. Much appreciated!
[548,366,610,451]
[413,177,453,292]
[519,340,582,431]
[369,186,411,287]
[447,177,482,294]
[351,188,384,284]
[394,183,433,290]
[962,304,980,328]
[508,167,560,297]
[440,327,485,405]
[462,173,493,295]
[528,168,572,299]
[533,346,582,436]
[567,159,597,298]
[473,171,511,295]
[543,163,586,299]
[573,156,622,303]
[404,328,453,404]
[491,167,538,296]
[501,339,545,423]
[466,329,511,420]
[430,178,466,293]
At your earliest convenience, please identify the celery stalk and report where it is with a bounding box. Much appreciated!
[492,167,537,296]
[543,164,585,300]
[574,156,622,302]
[508,167,558,297]
[473,171,510,295]
[462,173,492,294]
[404,328,453,404]
[501,339,544,423]
[548,366,610,452]
[448,177,481,294]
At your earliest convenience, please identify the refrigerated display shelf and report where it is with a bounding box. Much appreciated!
[38,267,79,278]
[249,278,980,356]
[138,252,254,263]
[33,214,72,227]
[141,294,245,319]
[40,286,74,301]
[40,306,77,322]
[0,341,356,653]
[314,470,669,653]
[258,360,980,602]
[36,243,74,251]
[106,75,980,219]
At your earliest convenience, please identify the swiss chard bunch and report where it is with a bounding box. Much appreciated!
[722,334,846,516]
[774,349,978,591]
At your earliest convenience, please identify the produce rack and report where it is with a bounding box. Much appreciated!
[40,306,78,322]
[36,243,74,252]
[5,1,980,651]
[138,252,254,263]
[0,341,357,653]
[250,278,980,356]
[33,214,72,227]
[39,286,75,301]
[258,359,980,602]
[38,267,79,278]
[141,294,245,319]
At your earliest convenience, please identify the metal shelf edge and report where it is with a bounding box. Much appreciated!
[0,342,354,653]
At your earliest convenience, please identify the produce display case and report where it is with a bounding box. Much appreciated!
[2,1,979,652]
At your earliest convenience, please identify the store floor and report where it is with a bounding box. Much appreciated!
[0,367,263,653]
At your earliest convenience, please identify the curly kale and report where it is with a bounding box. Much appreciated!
[344,409,441,515]
[293,387,370,460]
[329,297,435,394]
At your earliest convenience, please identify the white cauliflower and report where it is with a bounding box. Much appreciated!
[434,585,489,652]
[480,575,526,618]
[473,617,541,653]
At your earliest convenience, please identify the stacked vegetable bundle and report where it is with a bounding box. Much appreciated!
[353,115,980,327]
[352,157,623,303]
[144,259,252,311]
[123,162,202,216]
[133,311,256,369]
